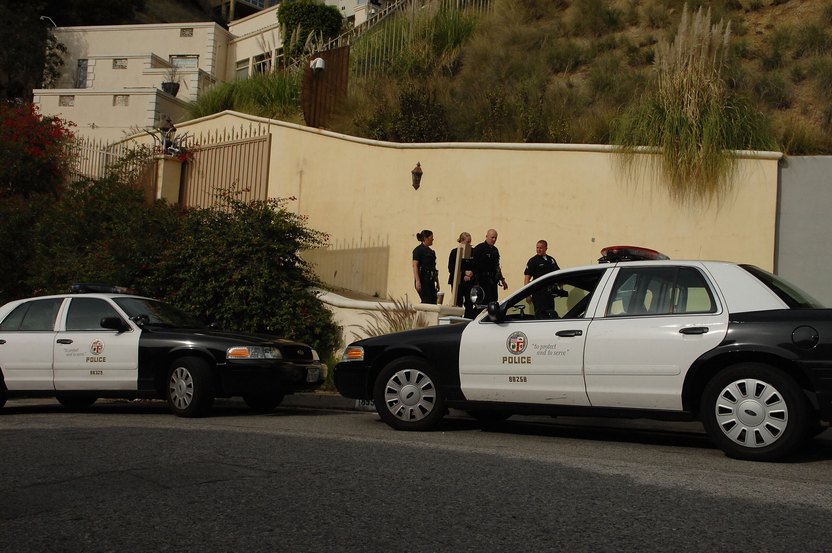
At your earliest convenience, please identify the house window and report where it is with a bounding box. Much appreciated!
[180,28,194,37]
[252,53,270,74]
[113,58,128,69]
[59,95,75,107]
[170,55,198,69]
[235,59,249,80]
[75,59,88,88]
[113,95,129,107]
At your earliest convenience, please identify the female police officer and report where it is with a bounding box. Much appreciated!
[412,229,439,304]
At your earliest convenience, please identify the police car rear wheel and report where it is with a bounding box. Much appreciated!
[56,396,97,410]
[167,357,214,418]
[373,357,445,431]
[243,393,285,411]
[701,363,810,461]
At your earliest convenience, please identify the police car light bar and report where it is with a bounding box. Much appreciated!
[599,246,669,263]
[70,282,133,294]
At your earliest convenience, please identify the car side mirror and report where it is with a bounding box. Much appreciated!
[100,316,130,333]
[486,301,503,323]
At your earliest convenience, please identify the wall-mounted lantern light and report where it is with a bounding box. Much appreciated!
[411,162,423,190]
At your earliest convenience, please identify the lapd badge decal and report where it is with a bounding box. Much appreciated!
[90,340,105,355]
[506,332,528,355]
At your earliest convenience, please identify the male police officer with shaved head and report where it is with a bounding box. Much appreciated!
[473,229,507,304]
[523,240,560,318]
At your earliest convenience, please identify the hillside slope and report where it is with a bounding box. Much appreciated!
[122,0,832,154]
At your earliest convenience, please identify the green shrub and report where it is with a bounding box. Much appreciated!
[143,193,342,359]
[793,23,831,58]
[233,70,303,120]
[570,0,624,36]
[752,72,793,109]
[1,174,341,359]
[277,0,343,59]
[778,117,828,155]
[811,57,832,94]
[760,27,791,70]
[187,71,303,121]
[24,177,180,298]
[188,81,236,119]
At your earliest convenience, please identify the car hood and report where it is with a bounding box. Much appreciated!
[142,326,306,347]
[352,319,470,347]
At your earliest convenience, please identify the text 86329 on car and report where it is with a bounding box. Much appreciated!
[0,285,326,417]
[335,252,832,461]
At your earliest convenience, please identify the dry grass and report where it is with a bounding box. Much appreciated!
[350,296,431,340]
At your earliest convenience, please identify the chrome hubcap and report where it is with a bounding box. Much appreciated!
[384,368,436,422]
[714,378,788,448]
[169,367,194,410]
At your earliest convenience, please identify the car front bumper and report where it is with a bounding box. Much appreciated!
[221,360,326,395]
[333,361,373,400]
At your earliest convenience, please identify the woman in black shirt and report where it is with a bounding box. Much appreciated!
[412,229,439,304]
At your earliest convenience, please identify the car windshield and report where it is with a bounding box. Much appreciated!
[740,265,824,309]
[113,297,205,328]
[501,268,606,320]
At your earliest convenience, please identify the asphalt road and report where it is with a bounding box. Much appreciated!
[1,398,831,552]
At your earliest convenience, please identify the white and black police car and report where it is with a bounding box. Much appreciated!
[0,284,325,417]
[335,246,832,461]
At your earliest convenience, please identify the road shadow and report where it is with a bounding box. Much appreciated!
[0,398,347,419]
[435,413,832,462]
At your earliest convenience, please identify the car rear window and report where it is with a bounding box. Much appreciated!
[740,265,824,309]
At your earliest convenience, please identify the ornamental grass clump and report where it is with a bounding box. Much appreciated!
[613,5,774,204]
[351,296,430,340]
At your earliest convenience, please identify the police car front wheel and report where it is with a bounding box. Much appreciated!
[167,357,215,418]
[373,356,446,431]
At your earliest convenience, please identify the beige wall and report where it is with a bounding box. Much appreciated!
[171,111,782,303]
[54,23,229,85]
[35,89,190,141]
[228,5,281,37]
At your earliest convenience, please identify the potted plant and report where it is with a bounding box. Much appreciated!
[161,65,180,97]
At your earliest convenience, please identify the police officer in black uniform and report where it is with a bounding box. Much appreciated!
[412,229,439,304]
[473,229,507,304]
[448,231,477,317]
[524,239,560,318]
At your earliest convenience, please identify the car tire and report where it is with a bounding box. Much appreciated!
[373,356,445,431]
[0,388,7,410]
[166,357,214,418]
[56,396,97,410]
[701,363,810,461]
[243,393,285,411]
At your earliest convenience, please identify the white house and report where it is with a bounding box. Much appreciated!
[33,0,389,141]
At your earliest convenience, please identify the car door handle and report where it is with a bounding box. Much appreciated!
[0,339,5,344]
[56,339,73,344]
[679,327,709,335]
[556,330,583,337]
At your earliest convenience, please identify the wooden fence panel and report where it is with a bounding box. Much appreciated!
[179,126,271,209]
